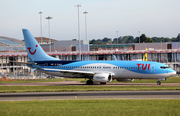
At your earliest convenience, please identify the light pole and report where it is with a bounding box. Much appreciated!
[39,12,43,79]
[116,31,118,44]
[39,11,43,44]
[75,4,81,60]
[138,31,140,43]
[83,11,88,40]
[46,16,53,52]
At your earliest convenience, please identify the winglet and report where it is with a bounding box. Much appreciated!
[143,48,148,61]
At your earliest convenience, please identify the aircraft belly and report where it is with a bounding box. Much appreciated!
[113,69,171,79]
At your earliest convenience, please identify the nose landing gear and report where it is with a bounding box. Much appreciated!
[157,78,166,85]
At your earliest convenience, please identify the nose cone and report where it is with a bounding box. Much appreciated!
[173,71,176,75]
[168,70,176,77]
[166,68,176,77]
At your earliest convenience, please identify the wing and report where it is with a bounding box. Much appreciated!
[43,68,95,76]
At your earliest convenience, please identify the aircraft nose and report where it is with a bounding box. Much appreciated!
[169,71,176,76]
[167,70,176,77]
[173,71,176,75]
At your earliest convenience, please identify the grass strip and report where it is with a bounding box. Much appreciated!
[0,99,180,116]
[0,78,77,83]
[0,86,180,93]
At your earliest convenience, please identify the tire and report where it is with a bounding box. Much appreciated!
[86,80,90,85]
[157,81,161,85]
[90,80,93,85]
[86,80,93,85]
[100,82,106,84]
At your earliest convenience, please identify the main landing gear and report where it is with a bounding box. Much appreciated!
[157,81,161,85]
[86,79,93,85]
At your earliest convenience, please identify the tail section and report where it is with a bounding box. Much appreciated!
[22,29,58,61]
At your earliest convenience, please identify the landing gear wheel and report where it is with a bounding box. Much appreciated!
[100,82,106,84]
[86,80,93,85]
[157,81,161,85]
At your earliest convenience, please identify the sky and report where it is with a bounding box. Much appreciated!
[0,0,180,40]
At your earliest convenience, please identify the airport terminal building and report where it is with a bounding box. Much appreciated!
[0,36,180,79]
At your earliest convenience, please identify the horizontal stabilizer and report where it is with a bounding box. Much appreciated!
[10,61,32,64]
[29,57,40,69]
[113,55,117,61]
[30,68,37,73]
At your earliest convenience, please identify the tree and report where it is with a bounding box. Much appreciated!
[134,37,139,43]
[112,38,118,44]
[90,39,96,44]
[126,36,134,43]
[140,34,147,43]
[176,34,180,42]
[96,39,104,44]
[107,40,112,44]
[151,37,159,42]
[89,34,180,44]
[136,34,153,43]
[102,37,111,43]
[146,37,154,43]
[152,37,170,42]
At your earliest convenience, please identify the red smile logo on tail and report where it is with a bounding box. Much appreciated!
[28,45,38,55]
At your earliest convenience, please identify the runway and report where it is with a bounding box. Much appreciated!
[0,91,179,101]
[0,81,180,86]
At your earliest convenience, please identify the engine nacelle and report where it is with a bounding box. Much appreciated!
[93,73,112,83]
[116,79,134,82]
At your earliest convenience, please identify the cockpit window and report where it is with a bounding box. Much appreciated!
[160,66,169,69]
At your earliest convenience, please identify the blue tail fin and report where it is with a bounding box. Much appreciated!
[22,29,58,61]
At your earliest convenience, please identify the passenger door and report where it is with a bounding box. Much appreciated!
[151,64,155,73]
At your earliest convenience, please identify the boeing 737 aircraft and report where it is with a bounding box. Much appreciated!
[22,29,176,85]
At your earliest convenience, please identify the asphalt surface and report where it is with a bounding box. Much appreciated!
[0,81,180,86]
[0,81,180,101]
[0,91,180,101]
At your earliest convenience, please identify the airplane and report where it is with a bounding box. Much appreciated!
[22,29,176,85]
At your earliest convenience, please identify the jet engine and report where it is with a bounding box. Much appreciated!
[116,79,134,82]
[93,73,112,83]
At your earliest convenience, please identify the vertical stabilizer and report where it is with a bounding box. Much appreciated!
[22,29,58,61]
